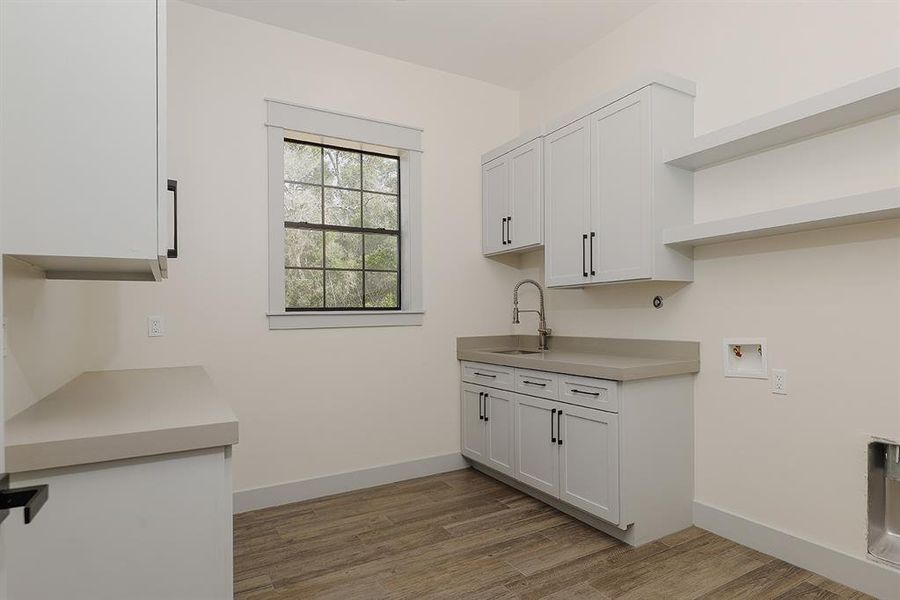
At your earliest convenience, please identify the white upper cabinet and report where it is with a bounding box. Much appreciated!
[507,139,543,250]
[0,0,168,281]
[482,135,543,255]
[544,117,591,287]
[590,91,651,282]
[482,158,509,254]
[544,82,695,287]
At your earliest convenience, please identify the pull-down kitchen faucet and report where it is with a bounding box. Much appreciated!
[513,279,551,351]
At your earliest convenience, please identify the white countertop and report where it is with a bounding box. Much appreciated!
[5,366,238,473]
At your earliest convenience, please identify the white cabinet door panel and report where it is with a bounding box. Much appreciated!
[7,449,232,600]
[508,139,542,250]
[590,90,652,282]
[482,157,509,254]
[461,385,486,462]
[558,405,620,524]
[0,0,160,264]
[544,117,591,287]
[484,389,515,477]
[514,395,559,497]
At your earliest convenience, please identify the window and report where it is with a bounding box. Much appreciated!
[283,141,401,310]
[266,100,423,329]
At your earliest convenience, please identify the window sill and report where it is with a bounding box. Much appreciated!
[267,310,424,330]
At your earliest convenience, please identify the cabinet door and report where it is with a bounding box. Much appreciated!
[507,139,542,250]
[460,385,486,462]
[558,405,620,524]
[482,157,509,255]
[0,0,160,265]
[514,395,559,497]
[544,117,591,287]
[484,389,515,477]
[589,90,651,282]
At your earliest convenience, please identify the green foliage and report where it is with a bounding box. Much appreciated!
[283,141,400,310]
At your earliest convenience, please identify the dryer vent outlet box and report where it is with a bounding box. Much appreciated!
[723,338,767,379]
[868,441,900,569]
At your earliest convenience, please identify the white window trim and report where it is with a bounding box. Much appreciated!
[265,100,424,329]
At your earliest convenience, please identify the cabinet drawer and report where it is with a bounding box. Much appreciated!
[514,369,558,400]
[558,374,618,413]
[461,362,514,391]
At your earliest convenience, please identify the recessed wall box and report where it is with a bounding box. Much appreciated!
[723,338,767,379]
[869,440,900,569]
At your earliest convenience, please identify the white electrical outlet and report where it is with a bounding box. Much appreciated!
[771,369,787,395]
[147,315,164,337]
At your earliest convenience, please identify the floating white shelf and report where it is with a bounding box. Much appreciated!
[663,188,900,247]
[665,68,900,170]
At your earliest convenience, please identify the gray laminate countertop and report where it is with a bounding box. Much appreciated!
[457,335,700,381]
[5,366,238,473]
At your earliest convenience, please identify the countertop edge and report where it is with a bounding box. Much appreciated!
[456,350,700,381]
[6,420,239,474]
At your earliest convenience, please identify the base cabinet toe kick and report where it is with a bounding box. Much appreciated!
[460,360,694,546]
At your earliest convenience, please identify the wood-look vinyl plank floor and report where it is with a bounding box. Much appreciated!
[233,468,875,600]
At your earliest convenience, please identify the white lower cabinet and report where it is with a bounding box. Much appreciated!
[7,448,232,600]
[461,383,515,478]
[514,395,560,497]
[461,385,486,461]
[514,394,619,523]
[460,359,694,546]
[462,368,620,524]
[558,404,619,524]
[485,389,516,477]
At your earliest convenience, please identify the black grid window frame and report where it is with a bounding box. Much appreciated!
[283,139,401,311]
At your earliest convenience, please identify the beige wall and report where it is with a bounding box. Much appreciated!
[515,0,900,558]
[3,0,522,490]
[2,258,115,417]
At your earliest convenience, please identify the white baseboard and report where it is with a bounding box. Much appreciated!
[694,502,899,600]
[233,453,467,514]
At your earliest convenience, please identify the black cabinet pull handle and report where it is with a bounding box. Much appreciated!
[0,474,48,525]
[551,408,556,443]
[501,218,507,245]
[478,392,484,420]
[507,216,512,244]
[167,179,178,259]
[571,388,600,397]
[523,380,546,387]
[484,393,489,422]
[557,411,563,446]
[590,231,595,276]
[582,234,588,277]
[473,372,497,378]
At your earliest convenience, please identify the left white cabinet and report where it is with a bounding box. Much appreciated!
[482,135,543,255]
[0,0,168,281]
[460,383,515,478]
[7,448,233,600]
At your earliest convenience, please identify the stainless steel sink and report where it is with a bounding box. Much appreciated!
[491,349,543,355]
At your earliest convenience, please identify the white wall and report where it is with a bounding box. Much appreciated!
[515,0,900,559]
[2,0,522,491]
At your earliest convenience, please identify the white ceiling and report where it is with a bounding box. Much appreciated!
[182,0,653,89]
